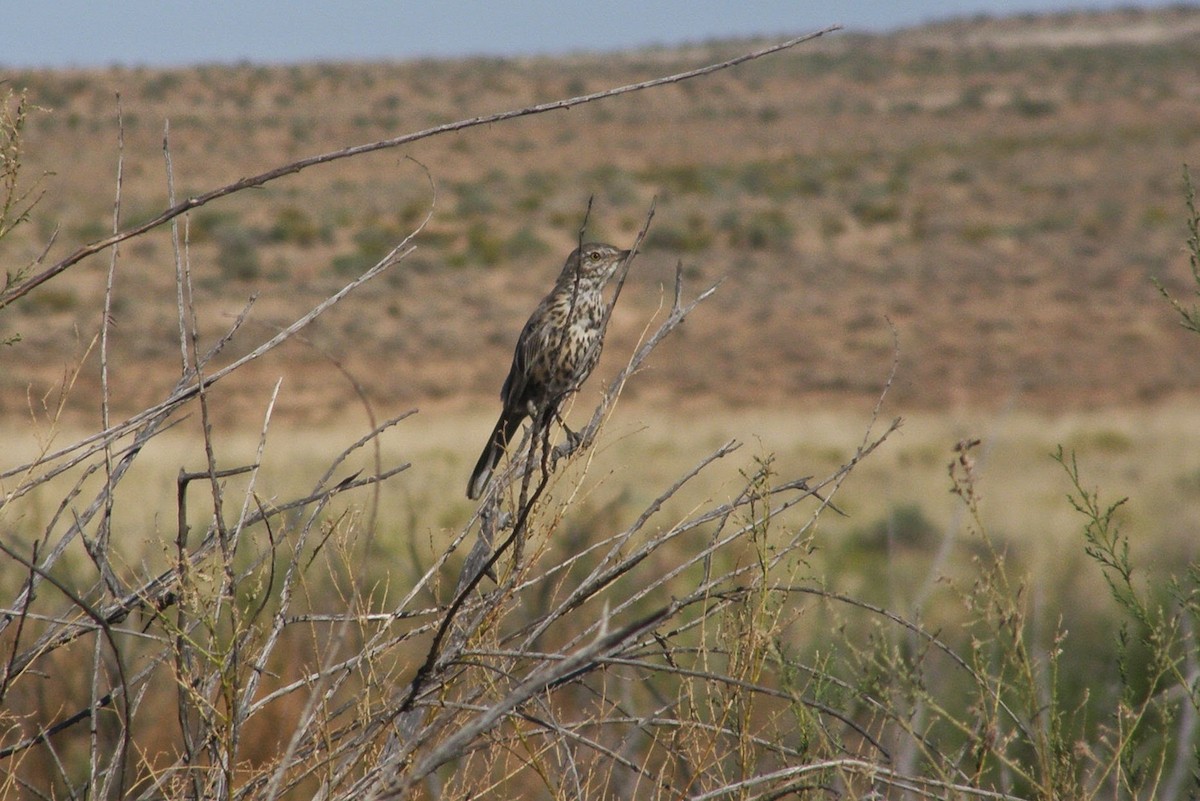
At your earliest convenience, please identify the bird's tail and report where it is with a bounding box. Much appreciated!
[467,410,525,500]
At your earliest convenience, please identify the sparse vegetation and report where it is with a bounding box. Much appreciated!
[2,11,1197,411]
[1,9,1200,800]
[215,224,265,280]
[269,205,328,247]
[1,87,48,300]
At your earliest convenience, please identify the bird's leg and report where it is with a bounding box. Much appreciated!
[552,407,583,448]
[541,401,586,473]
[528,410,558,510]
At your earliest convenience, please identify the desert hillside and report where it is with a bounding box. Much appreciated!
[3,6,1200,421]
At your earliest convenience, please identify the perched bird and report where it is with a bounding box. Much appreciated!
[467,242,631,499]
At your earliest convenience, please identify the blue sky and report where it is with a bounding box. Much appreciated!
[1,1,1184,68]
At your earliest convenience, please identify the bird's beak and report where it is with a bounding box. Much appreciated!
[620,249,632,260]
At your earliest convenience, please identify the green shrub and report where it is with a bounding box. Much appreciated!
[188,209,237,243]
[850,186,902,226]
[504,226,548,260]
[860,503,938,549]
[638,163,720,196]
[268,205,326,247]
[454,181,495,217]
[462,222,504,267]
[644,213,714,253]
[17,286,77,313]
[215,225,263,280]
[334,220,411,276]
[720,208,794,250]
[1011,90,1058,117]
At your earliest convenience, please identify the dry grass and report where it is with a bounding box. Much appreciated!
[3,395,1196,798]
[6,399,1197,594]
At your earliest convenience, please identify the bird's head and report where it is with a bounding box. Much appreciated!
[562,242,631,284]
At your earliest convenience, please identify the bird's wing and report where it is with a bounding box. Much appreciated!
[500,316,537,409]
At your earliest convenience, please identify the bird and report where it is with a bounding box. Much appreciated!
[467,242,631,500]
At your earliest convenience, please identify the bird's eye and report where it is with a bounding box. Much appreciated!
[588,251,601,261]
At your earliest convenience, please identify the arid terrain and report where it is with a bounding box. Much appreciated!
[3,6,1200,425]
[3,11,1200,798]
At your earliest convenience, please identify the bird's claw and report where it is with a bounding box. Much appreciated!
[564,426,583,450]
